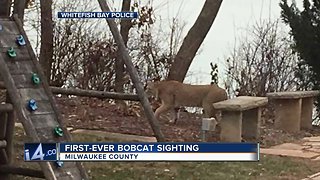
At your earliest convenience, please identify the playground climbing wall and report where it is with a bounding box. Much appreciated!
[0,16,88,179]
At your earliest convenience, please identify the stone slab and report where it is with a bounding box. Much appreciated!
[302,177,320,180]
[270,143,304,150]
[312,156,320,161]
[303,136,320,142]
[306,148,320,154]
[71,129,157,142]
[303,142,320,146]
[303,172,320,180]
[260,148,319,159]
[267,91,319,99]
[213,96,268,111]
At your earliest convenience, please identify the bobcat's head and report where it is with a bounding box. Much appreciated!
[145,81,160,98]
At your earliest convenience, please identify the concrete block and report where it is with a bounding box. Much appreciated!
[201,118,217,131]
[274,98,302,133]
[267,91,319,99]
[260,148,319,158]
[213,96,268,111]
[220,111,242,142]
[303,136,320,142]
[301,97,314,130]
[242,107,261,139]
[271,143,304,150]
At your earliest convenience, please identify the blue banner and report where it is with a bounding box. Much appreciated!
[57,12,139,19]
[59,142,258,153]
[24,143,57,161]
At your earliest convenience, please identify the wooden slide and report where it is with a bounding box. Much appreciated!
[0,16,88,180]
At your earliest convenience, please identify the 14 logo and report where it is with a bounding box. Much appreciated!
[25,143,45,160]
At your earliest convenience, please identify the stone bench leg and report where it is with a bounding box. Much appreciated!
[220,111,242,142]
[242,108,261,139]
[274,98,302,133]
[301,97,314,130]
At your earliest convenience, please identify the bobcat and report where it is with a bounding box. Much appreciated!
[146,80,228,123]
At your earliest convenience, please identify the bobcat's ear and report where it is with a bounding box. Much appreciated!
[153,76,161,82]
[145,80,155,90]
[146,78,154,83]
[146,79,153,87]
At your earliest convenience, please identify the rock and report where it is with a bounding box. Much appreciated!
[270,143,304,150]
[260,148,319,158]
[303,136,320,142]
[312,156,320,161]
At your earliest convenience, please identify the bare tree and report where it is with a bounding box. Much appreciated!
[13,0,26,21]
[115,0,131,93]
[39,0,53,82]
[114,0,132,112]
[0,0,11,16]
[167,0,223,82]
[128,8,186,84]
[52,15,117,90]
[24,0,185,92]
[98,0,165,142]
[224,20,299,97]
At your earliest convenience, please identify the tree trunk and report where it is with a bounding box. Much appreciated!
[115,0,132,114]
[98,0,165,142]
[167,0,223,82]
[39,0,53,83]
[0,0,11,17]
[115,0,131,92]
[13,0,26,22]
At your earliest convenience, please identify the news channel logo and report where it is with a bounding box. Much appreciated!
[24,143,57,161]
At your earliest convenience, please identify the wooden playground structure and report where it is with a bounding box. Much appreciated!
[0,0,165,179]
[0,15,89,180]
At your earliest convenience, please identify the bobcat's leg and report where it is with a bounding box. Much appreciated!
[154,97,174,121]
[173,107,180,124]
[202,101,216,118]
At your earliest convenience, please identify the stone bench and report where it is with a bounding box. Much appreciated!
[266,91,319,133]
[213,96,268,142]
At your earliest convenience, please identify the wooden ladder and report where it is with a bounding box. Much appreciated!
[0,16,88,180]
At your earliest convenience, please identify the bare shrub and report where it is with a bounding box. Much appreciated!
[24,0,185,94]
[224,19,301,124]
[224,19,299,98]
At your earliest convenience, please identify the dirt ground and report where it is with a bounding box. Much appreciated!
[56,96,320,147]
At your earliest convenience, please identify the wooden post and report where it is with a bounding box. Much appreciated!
[5,92,15,165]
[50,87,139,101]
[0,0,11,17]
[0,91,10,180]
[13,0,26,22]
[0,109,7,140]
[0,165,45,178]
[0,79,15,180]
[97,0,165,142]
[0,148,8,180]
[0,82,140,101]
